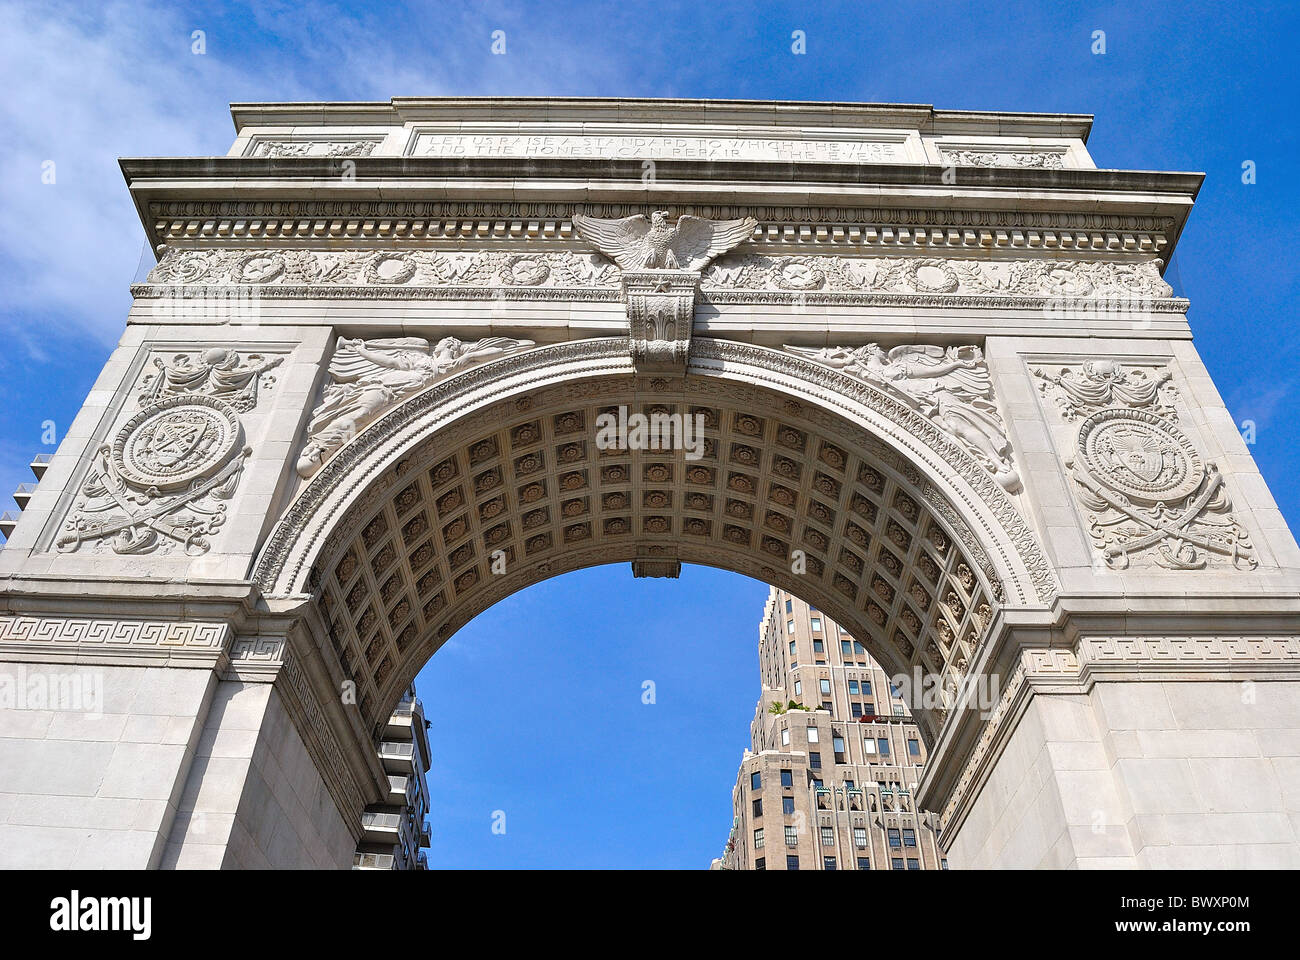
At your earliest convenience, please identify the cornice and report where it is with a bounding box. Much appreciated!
[120,156,1200,196]
[138,202,1175,255]
[230,96,1094,139]
[120,158,1199,260]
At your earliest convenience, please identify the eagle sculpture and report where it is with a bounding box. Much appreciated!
[572,211,757,271]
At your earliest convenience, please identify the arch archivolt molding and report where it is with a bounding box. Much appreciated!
[252,335,1055,739]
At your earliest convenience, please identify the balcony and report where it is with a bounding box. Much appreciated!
[360,809,402,844]
[352,851,396,870]
[387,774,410,803]
[12,483,36,510]
[378,740,415,773]
[0,511,17,539]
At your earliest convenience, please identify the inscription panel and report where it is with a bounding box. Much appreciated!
[412,132,909,163]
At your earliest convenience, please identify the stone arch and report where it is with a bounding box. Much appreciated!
[253,338,1055,745]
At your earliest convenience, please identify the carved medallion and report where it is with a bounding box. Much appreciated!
[232,253,285,284]
[112,395,242,491]
[1038,360,1256,570]
[1075,408,1202,503]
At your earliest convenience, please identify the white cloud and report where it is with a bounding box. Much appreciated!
[0,0,631,349]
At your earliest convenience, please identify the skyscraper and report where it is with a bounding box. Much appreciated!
[354,684,432,870]
[715,588,945,870]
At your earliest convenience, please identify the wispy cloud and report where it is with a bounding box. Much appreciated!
[0,0,633,348]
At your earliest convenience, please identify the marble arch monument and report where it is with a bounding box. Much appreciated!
[1,97,1298,869]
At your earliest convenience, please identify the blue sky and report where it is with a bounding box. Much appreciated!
[1,0,1296,867]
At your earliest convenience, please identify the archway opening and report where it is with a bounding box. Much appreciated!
[410,564,943,868]
[296,374,1004,747]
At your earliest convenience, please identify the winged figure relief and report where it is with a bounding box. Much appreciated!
[572,211,757,271]
[296,335,534,478]
[787,343,1021,492]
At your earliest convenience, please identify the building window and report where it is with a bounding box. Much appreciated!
[780,769,793,788]
[890,682,902,698]
[863,738,876,754]
[781,727,790,746]
[862,682,872,696]
[786,855,800,870]
[752,798,762,817]
[751,771,762,791]
[806,726,819,743]
[812,778,823,790]
[854,641,867,657]
[809,751,821,769]
[784,826,798,847]
[888,828,901,848]
[903,828,916,847]
[782,797,795,815]
[810,617,822,632]
[941,859,949,870]
[848,679,859,694]
[841,639,853,655]
[755,857,766,870]
[852,703,862,717]
[833,735,845,753]
[907,859,920,870]
[785,599,793,613]
[819,678,831,695]
[844,779,854,789]
[857,856,870,870]
[893,704,906,716]
[787,620,796,634]
[753,828,764,849]
[813,638,824,653]
[821,826,834,847]
[854,827,868,848]
[908,738,921,756]
[793,679,801,696]
[863,702,875,717]
[823,856,837,870]
[878,738,890,756]
[891,857,904,870]
[788,640,796,657]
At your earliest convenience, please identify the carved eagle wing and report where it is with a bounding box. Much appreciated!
[670,216,758,271]
[571,214,652,270]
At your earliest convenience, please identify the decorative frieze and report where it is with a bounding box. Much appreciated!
[1081,635,1300,664]
[0,615,229,650]
[704,254,1172,299]
[940,149,1066,169]
[139,246,1176,307]
[145,247,617,289]
[248,139,381,158]
[1035,360,1257,570]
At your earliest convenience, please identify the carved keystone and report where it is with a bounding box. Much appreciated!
[631,558,683,579]
[622,269,699,374]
